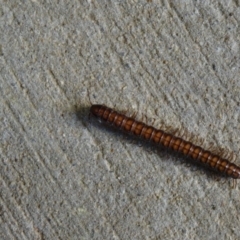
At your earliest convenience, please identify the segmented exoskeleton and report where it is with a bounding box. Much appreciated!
[90,104,240,179]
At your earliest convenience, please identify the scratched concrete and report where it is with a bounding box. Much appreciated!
[1,1,240,239]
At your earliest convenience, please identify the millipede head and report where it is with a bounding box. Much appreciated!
[90,104,103,118]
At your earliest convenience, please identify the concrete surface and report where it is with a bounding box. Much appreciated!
[1,1,240,239]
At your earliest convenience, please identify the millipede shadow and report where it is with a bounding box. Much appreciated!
[76,105,91,127]
[76,106,232,182]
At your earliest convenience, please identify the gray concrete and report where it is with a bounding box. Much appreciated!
[1,1,240,239]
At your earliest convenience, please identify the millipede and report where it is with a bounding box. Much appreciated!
[90,104,240,179]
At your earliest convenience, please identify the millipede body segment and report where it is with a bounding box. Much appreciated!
[90,104,240,179]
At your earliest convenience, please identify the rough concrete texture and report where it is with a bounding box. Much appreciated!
[1,1,240,239]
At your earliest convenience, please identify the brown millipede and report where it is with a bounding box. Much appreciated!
[90,104,240,179]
